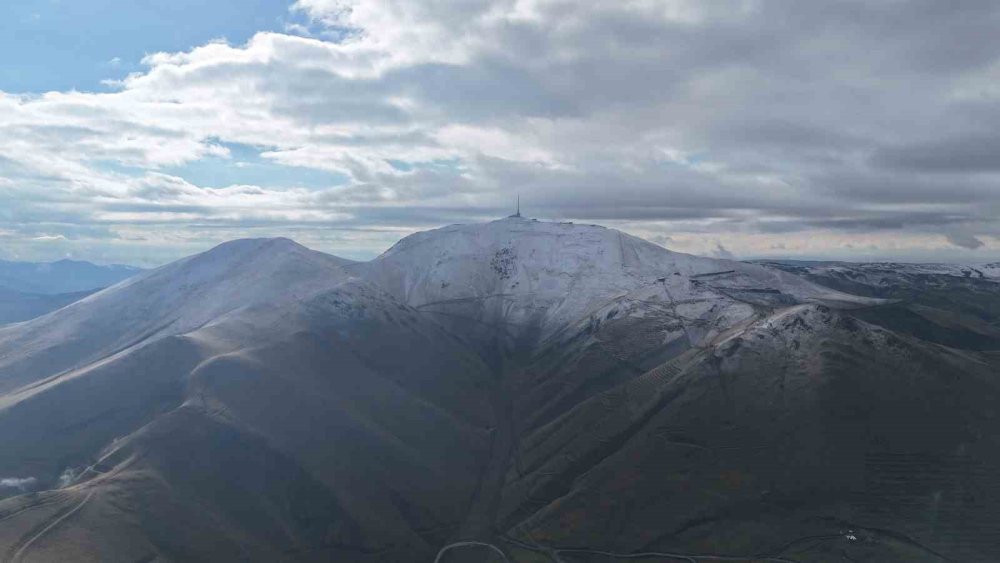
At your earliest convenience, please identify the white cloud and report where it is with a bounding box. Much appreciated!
[712,242,736,260]
[3,0,1000,264]
[0,477,37,490]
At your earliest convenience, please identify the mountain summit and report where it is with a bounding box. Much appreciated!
[362,217,863,343]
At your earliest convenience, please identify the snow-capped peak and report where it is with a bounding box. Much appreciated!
[361,217,863,339]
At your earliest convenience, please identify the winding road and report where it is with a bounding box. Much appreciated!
[6,490,93,563]
[433,541,511,563]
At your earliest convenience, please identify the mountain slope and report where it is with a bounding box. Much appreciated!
[502,304,1000,561]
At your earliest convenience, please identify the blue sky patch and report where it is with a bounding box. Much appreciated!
[163,142,350,189]
[0,0,302,93]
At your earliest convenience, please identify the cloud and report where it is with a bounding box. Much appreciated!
[0,477,38,491]
[650,234,674,247]
[946,232,985,250]
[57,468,78,488]
[871,134,1000,173]
[2,0,1000,263]
[713,242,736,260]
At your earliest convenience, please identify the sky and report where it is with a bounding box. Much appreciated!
[1,0,1000,266]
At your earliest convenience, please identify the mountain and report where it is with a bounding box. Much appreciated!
[1,219,998,562]
[359,217,866,345]
[0,258,142,295]
[756,259,1000,351]
[754,259,1000,286]
[0,238,356,393]
[0,237,493,562]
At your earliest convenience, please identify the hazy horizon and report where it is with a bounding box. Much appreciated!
[4,214,1000,269]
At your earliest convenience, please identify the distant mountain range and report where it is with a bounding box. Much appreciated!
[1,218,998,562]
[0,259,142,325]
[0,288,99,325]
[0,258,141,295]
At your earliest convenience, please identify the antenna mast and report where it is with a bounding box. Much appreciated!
[509,194,522,218]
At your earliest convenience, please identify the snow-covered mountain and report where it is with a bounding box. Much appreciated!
[1,218,998,562]
[362,217,869,343]
[0,238,353,394]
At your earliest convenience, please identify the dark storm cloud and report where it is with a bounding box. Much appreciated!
[947,232,986,250]
[871,134,1000,173]
[389,60,580,121]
